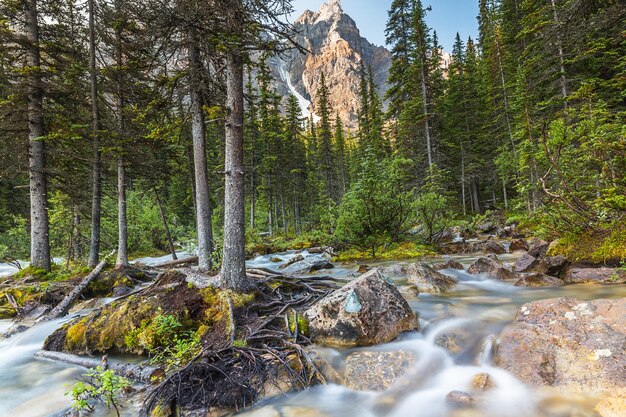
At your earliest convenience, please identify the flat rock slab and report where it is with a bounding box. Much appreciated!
[495,297,626,397]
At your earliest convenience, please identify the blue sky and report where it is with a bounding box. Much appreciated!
[290,0,479,51]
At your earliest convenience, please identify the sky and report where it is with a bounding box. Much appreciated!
[290,0,479,52]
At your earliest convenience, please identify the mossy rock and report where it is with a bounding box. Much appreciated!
[43,270,256,356]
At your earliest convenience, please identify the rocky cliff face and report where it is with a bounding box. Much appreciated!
[268,0,391,128]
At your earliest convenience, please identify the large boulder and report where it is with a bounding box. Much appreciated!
[468,254,516,280]
[342,350,417,391]
[303,268,418,347]
[406,263,458,293]
[494,297,626,397]
[563,267,626,284]
[282,255,334,276]
[514,273,564,287]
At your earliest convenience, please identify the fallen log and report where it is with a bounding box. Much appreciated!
[34,350,165,384]
[153,256,198,269]
[42,250,115,321]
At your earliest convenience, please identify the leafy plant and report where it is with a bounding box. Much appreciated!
[67,366,130,417]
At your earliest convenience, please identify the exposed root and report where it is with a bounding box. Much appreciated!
[143,273,338,416]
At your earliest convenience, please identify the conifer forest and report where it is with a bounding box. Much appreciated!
[0,1,624,417]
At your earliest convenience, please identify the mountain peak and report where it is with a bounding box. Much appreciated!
[318,0,343,19]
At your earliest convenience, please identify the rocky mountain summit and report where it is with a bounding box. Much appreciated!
[268,0,392,127]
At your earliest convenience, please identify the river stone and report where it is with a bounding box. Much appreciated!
[446,391,476,406]
[538,255,569,277]
[468,254,516,280]
[562,267,626,284]
[494,297,626,397]
[342,350,417,391]
[528,239,550,257]
[406,263,457,293]
[513,253,539,273]
[282,255,334,275]
[303,268,418,347]
[433,259,465,271]
[483,241,506,255]
[470,373,496,392]
[514,273,564,287]
[509,239,529,252]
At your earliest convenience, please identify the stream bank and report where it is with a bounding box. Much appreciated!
[0,242,624,417]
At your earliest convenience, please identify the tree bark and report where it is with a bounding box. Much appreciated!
[26,0,51,271]
[88,0,102,268]
[188,36,214,271]
[34,350,164,384]
[116,156,128,268]
[221,52,252,291]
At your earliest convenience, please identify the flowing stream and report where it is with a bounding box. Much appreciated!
[0,251,624,417]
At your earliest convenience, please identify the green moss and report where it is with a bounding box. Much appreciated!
[548,222,626,264]
[232,339,247,348]
[334,241,435,262]
[65,320,88,351]
[287,312,310,337]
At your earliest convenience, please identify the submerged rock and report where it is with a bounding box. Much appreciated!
[470,373,496,392]
[282,255,334,275]
[342,350,417,391]
[303,268,418,347]
[406,263,457,293]
[279,254,304,269]
[563,267,626,284]
[446,391,476,406]
[514,273,564,287]
[468,254,516,280]
[494,297,626,397]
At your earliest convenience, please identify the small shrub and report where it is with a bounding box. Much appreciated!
[67,366,130,417]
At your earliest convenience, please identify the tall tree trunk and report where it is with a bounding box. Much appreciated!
[471,178,481,214]
[73,204,82,260]
[88,0,102,268]
[26,0,50,271]
[114,7,128,269]
[221,52,251,291]
[502,177,509,209]
[461,142,467,216]
[550,0,568,103]
[249,167,255,229]
[188,37,213,271]
[116,156,128,267]
[420,66,433,167]
[153,184,177,260]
